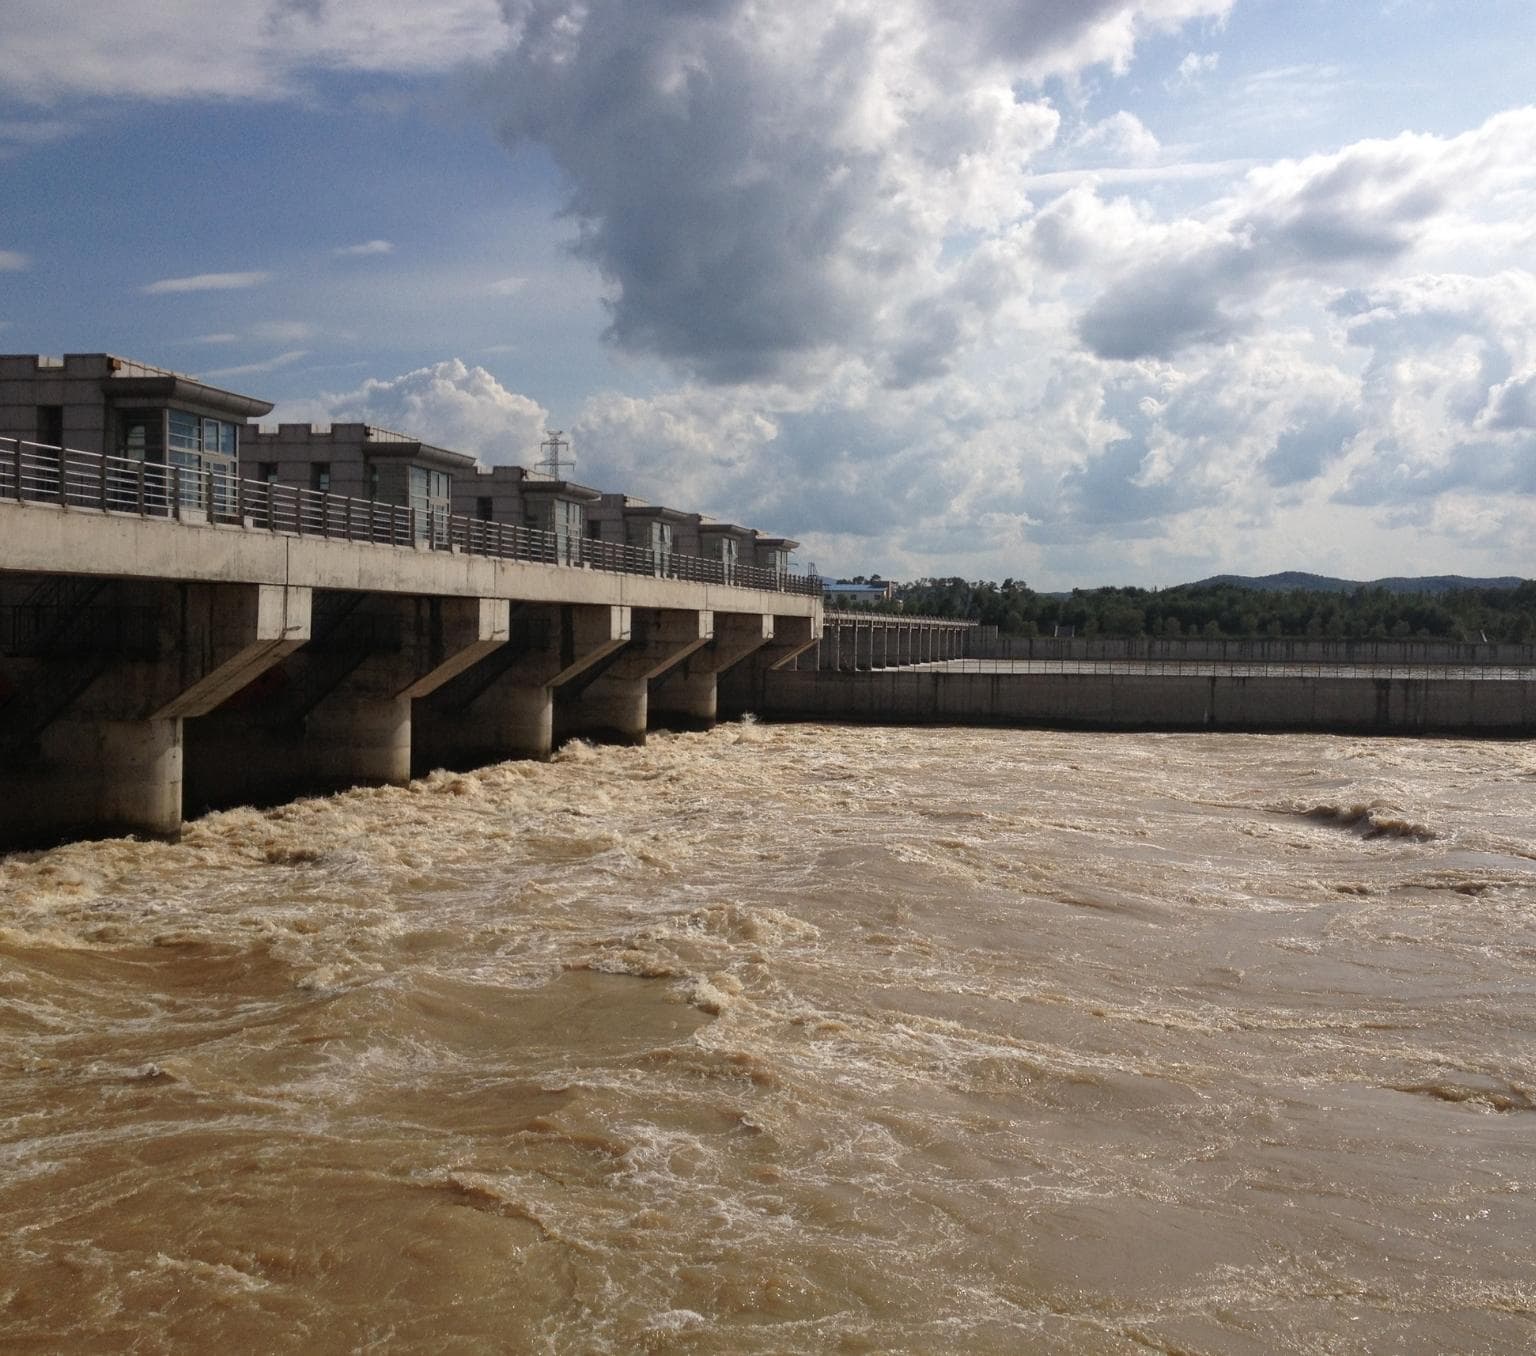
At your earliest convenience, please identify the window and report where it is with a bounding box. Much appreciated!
[166,408,238,513]
[35,405,63,448]
[408,465,451,543]
[367,462,380,500]
[477,497,494,522]
[311,462,331,493]
[259,462,278,484]
[116,414,156,461]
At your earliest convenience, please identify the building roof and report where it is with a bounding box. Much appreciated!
[2,352,274,418]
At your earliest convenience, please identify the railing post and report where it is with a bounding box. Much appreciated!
[98,451,108,511]
[9,438,19,501]
[171,465,181,521]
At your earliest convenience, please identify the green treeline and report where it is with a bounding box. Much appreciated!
[851,578,1536,642]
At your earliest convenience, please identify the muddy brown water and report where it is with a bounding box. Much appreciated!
[2,724,1534,1353]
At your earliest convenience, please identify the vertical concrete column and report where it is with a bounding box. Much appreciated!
[854,620,873,671]
[562,608,711,744]
[11,717,185,842]
[651,612,773,728]
[98,719,183,835]
[303,596,510,787]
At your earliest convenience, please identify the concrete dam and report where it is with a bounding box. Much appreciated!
[3,440,1533,850]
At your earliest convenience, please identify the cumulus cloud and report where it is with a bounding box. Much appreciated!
[1073,111,1162,164]
[334,239,394,257]
[143,271,270,294]
[487,0,1230,384]
[52,0,1518,584]
[0,250,27,270]
[1169,50,1218,88]
[298,359,549,464]
[1486,374,1536,431]
[1076,108,1536,361]
[0,0,510,102]
[1326,271,1536,507]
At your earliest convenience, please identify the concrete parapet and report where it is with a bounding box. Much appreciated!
[739,669,1536,735]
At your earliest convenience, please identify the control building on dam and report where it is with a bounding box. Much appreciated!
[4,353,1533,849]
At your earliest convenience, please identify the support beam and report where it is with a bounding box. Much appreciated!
[297,595,510,789]
[185,593,509,808]
[0,582,313,847]
[715,615,820,718]
[561,608,710,744]
[415,604,630,767]
[156,584,313,718]
[651,612,773,728]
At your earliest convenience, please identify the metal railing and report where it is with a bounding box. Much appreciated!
[889,658,1536,682]
[824,609,977,627]
[0,438,821,597]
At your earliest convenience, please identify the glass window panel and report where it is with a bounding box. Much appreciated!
[168,410,199,451]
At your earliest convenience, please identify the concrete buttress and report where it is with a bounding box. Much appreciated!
[650,612,773,727]
[414,603,630,768]
[0,582,312,847]
[559,608,710,744]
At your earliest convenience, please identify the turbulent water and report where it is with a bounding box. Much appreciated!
[2,724,1534,1354]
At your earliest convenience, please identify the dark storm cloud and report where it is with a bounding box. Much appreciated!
[492,1,879,381]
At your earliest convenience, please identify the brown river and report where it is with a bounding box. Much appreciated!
[2,723,1534,1354]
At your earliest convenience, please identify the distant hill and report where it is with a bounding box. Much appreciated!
[1191,572,1526,596]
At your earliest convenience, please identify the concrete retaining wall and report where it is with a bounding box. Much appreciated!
[970,634,1536,667]
[728,669,1536,734]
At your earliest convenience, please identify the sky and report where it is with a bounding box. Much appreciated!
[2,0,1534,589]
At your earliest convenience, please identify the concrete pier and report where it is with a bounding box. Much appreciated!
[414,603,630,767]
[650,612,773,728]
[1,581,312,841]
[560,608,712,743]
